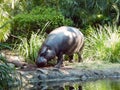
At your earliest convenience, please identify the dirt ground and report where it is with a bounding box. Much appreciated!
[1,50,120,85]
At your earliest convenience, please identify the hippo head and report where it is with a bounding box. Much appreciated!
[36,46,56,67]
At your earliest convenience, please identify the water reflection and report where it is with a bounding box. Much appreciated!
[82,78,120,90]
[36,82,83,90]
[65,85,82,90]
[10,78,120,90]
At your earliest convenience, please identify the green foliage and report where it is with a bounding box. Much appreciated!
[83,79,120,90]
[84,25,120,63]
[59,0,120,27]
[0,44,16,89]
[0,43,12,50]
[0,0,29,42]
[0,54,15,90]
[29,0,120,27]
[16,31,46,62]
[0,2,11,42]
[13,6,73,39]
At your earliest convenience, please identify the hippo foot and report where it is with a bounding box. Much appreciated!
[54,64,64,68]
[54,64,61,68]
[69,59,73,63]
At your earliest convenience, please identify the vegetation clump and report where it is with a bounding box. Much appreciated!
[0,54,16,90]
[84,25,120,63]
[13,6,73,38]
[16,31,46,62]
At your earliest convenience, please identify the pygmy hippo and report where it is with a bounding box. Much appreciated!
[36,26,84,68]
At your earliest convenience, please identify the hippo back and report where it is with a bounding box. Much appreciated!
[44,26,84,55]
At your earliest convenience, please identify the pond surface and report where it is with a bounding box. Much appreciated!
[10,78,120,90]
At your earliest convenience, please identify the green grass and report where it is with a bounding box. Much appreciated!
[16,31,46,63]
[84,25,120,63]
[16,24,120,64]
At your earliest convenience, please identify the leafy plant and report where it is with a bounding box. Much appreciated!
[31,0,120,27]
[59,0,120,27]
[0,54,16,90]
[16,31,46,63]
[0,4,11,42]
[0,43,12,50]
[0,0,31,42]
[12,6,73,40]
[0,43,17,89]
[84,25,120,63]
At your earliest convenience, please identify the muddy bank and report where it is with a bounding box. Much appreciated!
[1,50,120,86]
[16,62,120,86]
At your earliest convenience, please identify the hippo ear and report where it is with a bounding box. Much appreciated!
[47,49,56,58]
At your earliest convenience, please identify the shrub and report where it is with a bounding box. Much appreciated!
[0,54,16,89]
[0,43,12,50]
[84,25,120,63]
[31,0,120,27]
[0,9,11,42]
[16,31,46,63]
[0,44,17,89]
[59,0,120,27]
[12,6,73,39]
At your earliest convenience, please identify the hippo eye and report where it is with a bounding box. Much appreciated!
[40,51,49,58]
[40,53,46,57]
[46,49,56,59]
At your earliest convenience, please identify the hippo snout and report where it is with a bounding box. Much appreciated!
[36,57,47,67]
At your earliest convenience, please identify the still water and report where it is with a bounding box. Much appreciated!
[11,78,120,90]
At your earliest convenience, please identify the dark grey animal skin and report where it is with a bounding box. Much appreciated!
[36,26,84,68]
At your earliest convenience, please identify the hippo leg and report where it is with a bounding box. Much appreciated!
[77,52,82,62]
[78,43,84,62]
[69,55,74,63]
[55,52,63,68]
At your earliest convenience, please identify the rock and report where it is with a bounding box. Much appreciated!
[37,69,48,74]
[80,75,88,81]
[38,74,47,80]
